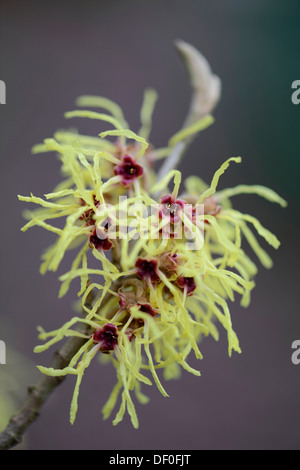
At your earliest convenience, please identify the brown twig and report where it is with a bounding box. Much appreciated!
[0,278,122,450]
[0,282,96,450]
[0,325,88,450]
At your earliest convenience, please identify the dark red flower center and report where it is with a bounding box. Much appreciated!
[89,228,112,251]
[160,195,185,223]
[138,303,157,317]
[93,323,118,351]
[135,258,160,283]
[114,155,143,186]
[176,276,196,295]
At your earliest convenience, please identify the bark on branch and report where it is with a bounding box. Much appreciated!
[0,328,88,450]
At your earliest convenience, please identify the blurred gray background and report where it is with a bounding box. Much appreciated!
[0,0,300,450]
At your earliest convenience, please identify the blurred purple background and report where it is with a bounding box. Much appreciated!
[0,0,300,450]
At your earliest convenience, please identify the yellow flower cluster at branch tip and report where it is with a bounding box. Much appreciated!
[18,90,287,429]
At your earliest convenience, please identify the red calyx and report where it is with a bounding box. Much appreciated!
[114,155,143,186]
[93,323,118,352]
[135,258,160,283]
[89,228,112,251]
[176,276,196,295]
[160,195,185,224]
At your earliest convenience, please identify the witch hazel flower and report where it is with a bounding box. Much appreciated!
[135,258,160,283]
[159,194,186,224]
[18,46,287,431]
[114,154,144,187]
[89,227,112,252]
[176,276,197,296]
[93,323,118,352]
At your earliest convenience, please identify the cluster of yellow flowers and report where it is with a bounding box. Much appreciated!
[18,90,286,428]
